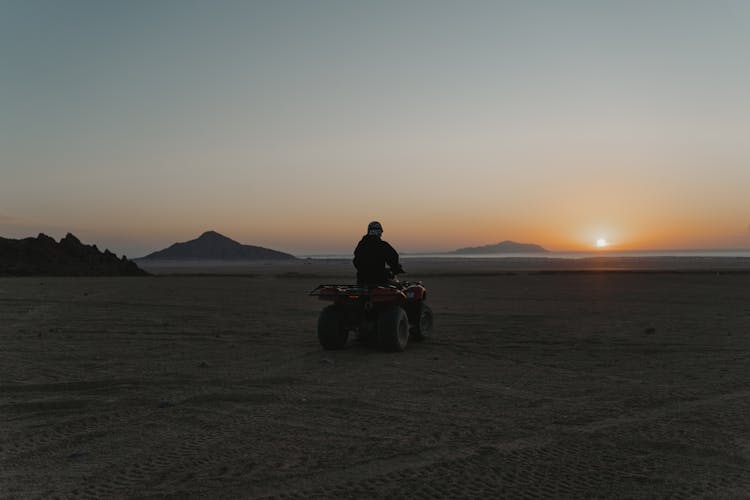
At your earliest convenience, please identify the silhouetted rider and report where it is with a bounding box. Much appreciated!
[353,221,404,285]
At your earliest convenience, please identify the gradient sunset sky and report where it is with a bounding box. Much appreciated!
[2,1,750,256]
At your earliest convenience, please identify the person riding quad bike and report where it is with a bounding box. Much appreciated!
[309,220,433,352]
[353,221,404,284]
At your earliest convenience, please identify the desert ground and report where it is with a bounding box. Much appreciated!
[2,258,750,498]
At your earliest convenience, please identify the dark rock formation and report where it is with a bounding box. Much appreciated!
[454,240,549,254]
[0,233,149,276]
[137,231,296,260]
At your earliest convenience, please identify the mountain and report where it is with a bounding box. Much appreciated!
[138,231,296,260]
[454,240,549,254]
[0,233,149,276]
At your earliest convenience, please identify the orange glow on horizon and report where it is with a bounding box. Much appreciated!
[21,205,749,257]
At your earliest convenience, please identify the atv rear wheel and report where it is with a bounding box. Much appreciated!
[377,306,409,352]
[409,302,433,341]
[317,305,348,350]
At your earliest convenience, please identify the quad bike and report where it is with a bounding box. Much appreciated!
[309,278,433,352]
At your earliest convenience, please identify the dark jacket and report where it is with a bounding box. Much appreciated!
[353,235,403,284]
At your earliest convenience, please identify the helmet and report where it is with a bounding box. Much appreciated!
[367,221,383,236]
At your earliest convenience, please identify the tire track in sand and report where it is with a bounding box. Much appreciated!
[245,388,750,499]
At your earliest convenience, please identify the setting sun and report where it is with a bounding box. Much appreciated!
[596,238,608,248]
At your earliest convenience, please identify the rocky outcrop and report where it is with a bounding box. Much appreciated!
[138,231,296,261]
[0,233,149,276]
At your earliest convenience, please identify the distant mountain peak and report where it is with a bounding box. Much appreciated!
[198,230,225,239]
[454,240,548,254]
[196,230,236,243]
[138,231,296,261]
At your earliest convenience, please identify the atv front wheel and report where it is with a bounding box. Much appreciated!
[317,305,348,350]
[377,306,409,352]
[409,302,433,341]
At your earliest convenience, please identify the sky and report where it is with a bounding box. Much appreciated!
[2,0,750,257]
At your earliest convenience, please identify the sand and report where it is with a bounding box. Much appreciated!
[2,258,750,498]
